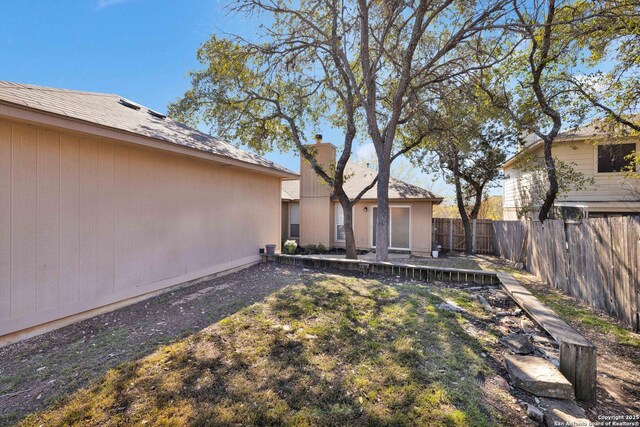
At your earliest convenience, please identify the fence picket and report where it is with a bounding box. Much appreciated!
[493,216,640,332]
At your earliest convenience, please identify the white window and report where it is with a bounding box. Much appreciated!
[289,203,300,238]
[335,204,345,241]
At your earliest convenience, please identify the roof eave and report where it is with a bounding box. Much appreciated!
[0,100,298,179]
[345,197,443,203]
[502,133,618,169]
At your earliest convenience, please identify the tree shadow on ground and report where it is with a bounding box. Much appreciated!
[0,264,302,426]
[17,269,526,426]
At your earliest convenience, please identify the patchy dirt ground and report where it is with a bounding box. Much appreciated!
[476,255,640,420]
[3,259,637,426]
[0,264,303,426]
[3,263,543,427]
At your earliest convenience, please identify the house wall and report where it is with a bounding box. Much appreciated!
[0,116,281,337]
[299,143,335,247]
[330,200,433,256]
[503,138,640,219]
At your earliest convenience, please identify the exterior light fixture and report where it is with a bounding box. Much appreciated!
[364,207,368,212]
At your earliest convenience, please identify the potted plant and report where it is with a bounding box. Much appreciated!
[431,242,439,258]
[265,244,277,255]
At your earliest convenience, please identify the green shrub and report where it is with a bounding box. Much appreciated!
[303,243,328,254]
[283,240,298,254]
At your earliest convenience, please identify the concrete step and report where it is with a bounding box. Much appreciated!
[505,354,575,400]
[497,272,596,401]
[539,398,590,426]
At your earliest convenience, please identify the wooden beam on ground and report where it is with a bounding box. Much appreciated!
[497,272,597,401]
[261,254,500,285]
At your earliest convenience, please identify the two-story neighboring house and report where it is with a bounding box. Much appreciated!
[502,120,640,220]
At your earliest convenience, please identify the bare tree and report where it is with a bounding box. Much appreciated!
[344,0,512,260]
[567,0,640,132]
[171,0,512,259]
[480,0,586,222]
[418,109,512,252]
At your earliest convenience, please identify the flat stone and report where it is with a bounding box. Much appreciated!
[500,333,535,354]
[531,335,557,346]
[497,272,596,401]
[436,301,467,313]
[526,404,543,423]
[539,398,589,426]
[504,355,575,400]
[491,374,511,391]
[473,294,493,312]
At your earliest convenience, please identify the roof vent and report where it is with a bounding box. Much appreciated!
[147,108,166,119]
[119,98,141,110]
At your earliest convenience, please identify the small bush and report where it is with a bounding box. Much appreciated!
[303,243,328,254]
[283,240,298,254]
[304,244,318,254]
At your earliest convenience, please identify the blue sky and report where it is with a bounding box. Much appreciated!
[0,0,470,198]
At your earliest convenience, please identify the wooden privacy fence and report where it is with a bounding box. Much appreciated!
[493,217,640,332]
[492,220,527,262]
[433,218,494,254]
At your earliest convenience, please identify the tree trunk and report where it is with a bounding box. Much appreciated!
[375,158,391,262]
[468,184,484,220]
[341,200,358,260]
[538,139,558,222]
[453,154,473,254]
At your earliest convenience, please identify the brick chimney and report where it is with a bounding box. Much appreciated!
[299,135,336,247]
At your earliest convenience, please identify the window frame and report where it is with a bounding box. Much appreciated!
[594,141,638,175]
[288,203,300,239]
[369,204,412,250]
[334,203,353,242]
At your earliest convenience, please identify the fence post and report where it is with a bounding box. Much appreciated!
[472,219,477,253]
[449,218,453,251]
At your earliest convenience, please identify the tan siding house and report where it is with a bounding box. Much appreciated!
[0,82,296,342]
[282,142,442,256]
[503,123,640,220]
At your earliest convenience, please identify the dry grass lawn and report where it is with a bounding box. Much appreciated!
[18,271,523,426]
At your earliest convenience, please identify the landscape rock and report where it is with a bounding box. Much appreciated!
[539,398,589,427]
[492,375,511,391]
[526,403,543,423]
[531,335,557,346]
[476,295,493,312]
[500,333,535,354]
[504,355,575,400]
[436,301,467,313]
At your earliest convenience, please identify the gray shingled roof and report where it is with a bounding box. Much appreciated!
[281,161,441,202]
[0,81,295,176]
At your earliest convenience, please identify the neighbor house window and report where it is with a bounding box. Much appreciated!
[289,203,300,238]
[335,204,345,241]
[597,143,636,173]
